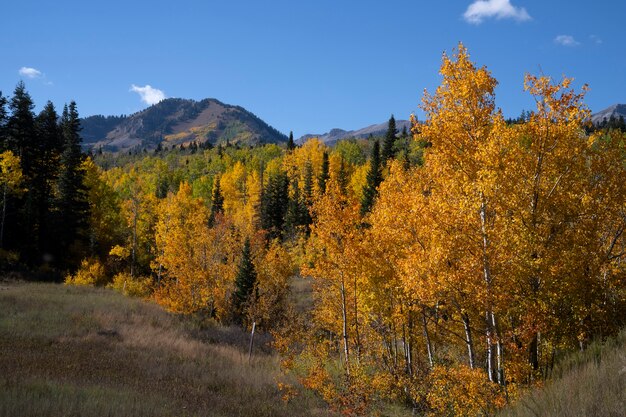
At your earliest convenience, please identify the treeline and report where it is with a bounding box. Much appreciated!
[0,82,88,273]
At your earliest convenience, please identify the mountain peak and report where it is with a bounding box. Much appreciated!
[81,98,287,151]
[591,103,626,124]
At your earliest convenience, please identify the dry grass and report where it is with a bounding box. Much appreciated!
[499,329,626,417]
[0,280,328,417]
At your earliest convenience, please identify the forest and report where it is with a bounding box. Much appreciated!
[1,45,625,416]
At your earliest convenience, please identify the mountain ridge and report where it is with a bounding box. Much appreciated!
[297,119,412,145]
[80,98,287,151]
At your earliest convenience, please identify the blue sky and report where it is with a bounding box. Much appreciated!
[2,0,625,137]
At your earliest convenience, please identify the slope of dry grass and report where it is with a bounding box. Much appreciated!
[0,280,327,417]
[499,329,626,417]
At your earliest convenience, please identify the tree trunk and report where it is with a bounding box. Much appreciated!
[248,321,256,361]
[462,312,475,369]
[340,272,350,376]
[422,307,434,369]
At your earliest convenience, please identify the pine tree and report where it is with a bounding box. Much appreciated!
[56,101,89,266]
[34,101,63,257]
[287,131,295,151]
[285,181,311,238]
[5,82,36,254]
[360,140,382,216]
[318,151,330,194]
[209,175,224,226]
[381,114,398,164]
[260,170,289,241]
[0,92,7,148]
[337,157,348,196]
[232,237,257,324]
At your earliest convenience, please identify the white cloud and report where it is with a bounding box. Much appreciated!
[554,35,580,47]
[18,67,43,78]
[463,0,531,24]
[590,35,602,45]
[129,84,166,105]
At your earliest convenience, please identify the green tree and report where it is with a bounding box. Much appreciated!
[318,151,330,194]
[56,101,89,266]
[5,82,36,254]
[360,140,382,215]
[232,237,257,324]
[209,175,224,226]
[285,180,311,238]
[381,114,398,164]
[261,170,289,241]
[34,101,63,257]
[287,131,295,151]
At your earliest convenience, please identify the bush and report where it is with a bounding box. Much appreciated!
[65,258,107,286]
[108,272,153,298]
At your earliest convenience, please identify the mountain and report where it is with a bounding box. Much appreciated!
[591,103,626,125]
[297,119,412,145]
[80,98,287,151]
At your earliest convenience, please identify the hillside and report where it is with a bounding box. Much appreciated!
[0,281,326,417]
[298,119,412,145]
[499,329,626,417]
[80,98,288,152]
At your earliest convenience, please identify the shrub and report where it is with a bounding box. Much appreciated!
[108,272,153,297]
[65,258,107,286]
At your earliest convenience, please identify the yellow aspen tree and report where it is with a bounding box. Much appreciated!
[420,43,508,383]
[0,150,23,249]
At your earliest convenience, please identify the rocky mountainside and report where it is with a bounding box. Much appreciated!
[591,103,626,125]
[298,119,412,145]
[80,98,287,151]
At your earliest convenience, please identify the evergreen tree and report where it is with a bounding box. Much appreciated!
[0,92,7,148]
[260,170,289,241]
[337,157,348,196]
[232,237,257,324]
[6,82,36,161]
[4,82,36,253]
[56,101,89,266]
[209,176,224,226]
[318,151,330,194]
[34,101,63,257]
[287,131,295,151]
[285,181,311,238]
[381,114,398,164]
[360,139,382,216]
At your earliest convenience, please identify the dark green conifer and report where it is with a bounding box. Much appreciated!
[381,114,398,164]
[260,170,289,241]
[209,176,224,226]
[232,238,257,324]
[34,101,63,256]
[318,151,330,194]
[56,101,89,265]
[287,131,295,151]
[360,139,382,216]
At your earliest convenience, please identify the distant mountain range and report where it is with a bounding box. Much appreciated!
[297,119,412,145]
[591,104,626,125]
[80,101,625,152]
[80,98,287,151]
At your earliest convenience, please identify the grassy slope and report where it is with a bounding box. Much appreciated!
[0,281,326,417]
[499,330,626,417]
